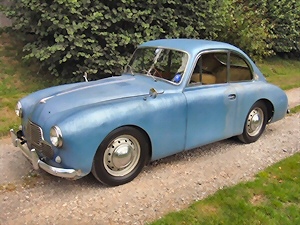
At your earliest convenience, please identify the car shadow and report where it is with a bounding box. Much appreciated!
[146,138,241,169]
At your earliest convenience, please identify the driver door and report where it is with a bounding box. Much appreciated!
[183,51,238,150]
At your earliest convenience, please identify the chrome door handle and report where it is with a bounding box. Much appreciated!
[228,94,236,100]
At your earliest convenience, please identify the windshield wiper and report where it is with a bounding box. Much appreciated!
[145,68,157,81]
[146,48,163,81]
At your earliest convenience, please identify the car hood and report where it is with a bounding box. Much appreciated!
[27,75,166,124]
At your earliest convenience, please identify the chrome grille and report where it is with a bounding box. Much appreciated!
[26,121,54,159]
[27,121,43,146]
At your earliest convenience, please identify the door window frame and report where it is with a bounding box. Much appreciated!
[186,50,254,88]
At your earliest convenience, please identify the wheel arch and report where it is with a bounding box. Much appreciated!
[92,124,153,185]
[238,99,269,143]
[126,125,152,164]
[100,124,153,164]
[257,98,274,122]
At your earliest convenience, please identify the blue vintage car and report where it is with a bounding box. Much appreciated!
[10,39,288,186]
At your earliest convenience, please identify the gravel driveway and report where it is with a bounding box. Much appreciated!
[0,88,299,225]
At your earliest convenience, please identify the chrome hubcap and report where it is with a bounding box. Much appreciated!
[246,107,264,136]
[104,135,140,176]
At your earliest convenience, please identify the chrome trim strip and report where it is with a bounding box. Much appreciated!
[10,129,82,179]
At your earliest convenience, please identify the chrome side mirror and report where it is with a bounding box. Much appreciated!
[149,88,164,99]
[149,88,158,98]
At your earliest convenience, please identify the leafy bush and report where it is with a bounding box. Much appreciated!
[218,0,274,59]
[0,0,227,80]
[265,0,300,57]
[0,0,299,81]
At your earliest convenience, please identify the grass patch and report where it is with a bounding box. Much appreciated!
[290,105,300,114]
[0,33,55,136]
[0,182,17,192]
[258,57,300,90]
[150,153,300,225]
[0,170,42,193]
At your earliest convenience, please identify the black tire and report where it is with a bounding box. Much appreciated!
[238,101,268,143]
[92,126,150,186]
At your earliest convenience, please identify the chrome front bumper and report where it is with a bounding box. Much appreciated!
[10,129,82,179]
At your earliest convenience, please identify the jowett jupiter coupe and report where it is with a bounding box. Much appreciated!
[10,39,288,186]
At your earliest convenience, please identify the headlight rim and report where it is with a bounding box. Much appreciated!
[50,126,63,148]
[15,101,23,118]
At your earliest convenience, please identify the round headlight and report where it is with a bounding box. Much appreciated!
[15,101,23,118]
[50,126,63,147]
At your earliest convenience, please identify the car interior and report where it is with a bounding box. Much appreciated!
[190,52,252,85]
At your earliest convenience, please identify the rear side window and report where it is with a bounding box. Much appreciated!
[229,53,252,82]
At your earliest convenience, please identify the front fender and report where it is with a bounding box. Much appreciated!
[43,92,187,174]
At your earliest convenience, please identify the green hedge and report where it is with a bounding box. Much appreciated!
[219,0,273,58]
[266,0,300,56]
[0,0,299,80]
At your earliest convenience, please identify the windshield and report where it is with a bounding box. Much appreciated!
[125,47,188,84]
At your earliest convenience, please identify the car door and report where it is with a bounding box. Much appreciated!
[226,51,257,133]
[183,51,238,150]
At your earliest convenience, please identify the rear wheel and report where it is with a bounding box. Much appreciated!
[238,101,268,143]
[92,127,150,186]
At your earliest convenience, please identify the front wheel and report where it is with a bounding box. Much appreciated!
[92,127,150,186]
[238,101,268,143]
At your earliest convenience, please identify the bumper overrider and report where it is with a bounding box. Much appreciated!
[10,129,83,179]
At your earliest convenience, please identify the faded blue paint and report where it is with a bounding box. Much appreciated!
[17,39,288,178]
[184,83,238,150]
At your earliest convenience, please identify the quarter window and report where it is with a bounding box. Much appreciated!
[229,53,252,82]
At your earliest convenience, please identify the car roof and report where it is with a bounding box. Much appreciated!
[139,39,243,56]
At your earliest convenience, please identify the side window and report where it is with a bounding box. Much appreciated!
[190,52,228,85]
[229,53,252,82]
